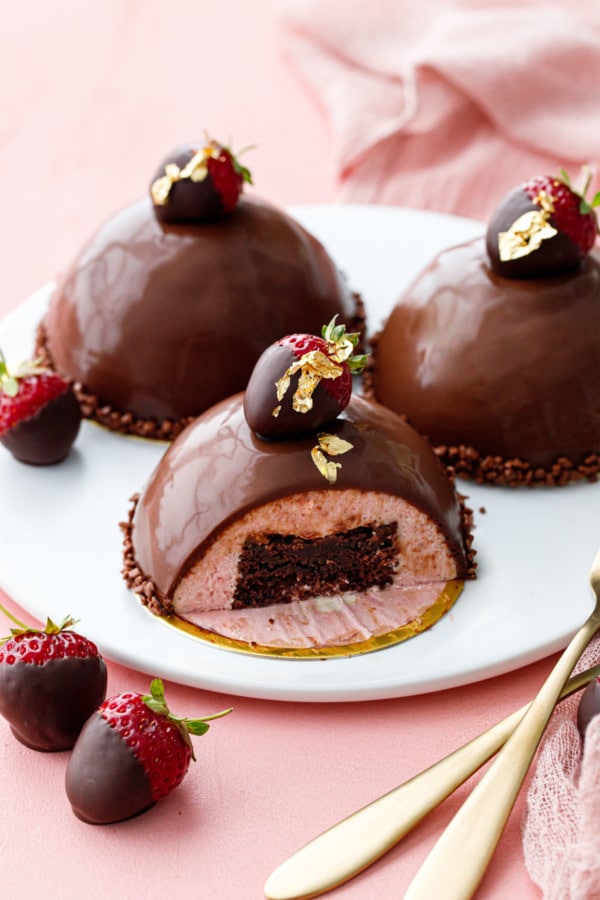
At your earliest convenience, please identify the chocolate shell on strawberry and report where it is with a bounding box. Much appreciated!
[0,608,107,751]
[150,138,252,224]
[0,349,81,465]
[66,678,232,824]
[486,169,600,278]
[244,317,367,438]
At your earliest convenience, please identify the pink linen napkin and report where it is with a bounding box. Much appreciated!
[277,0,600,219]
[523,634,600,900]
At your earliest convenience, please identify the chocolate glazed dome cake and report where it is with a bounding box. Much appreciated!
[36,140,363,439]
[122,393,474,655]
[370,172,600,487]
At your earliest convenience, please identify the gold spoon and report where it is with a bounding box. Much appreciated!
[402,543,600,899]
[263,662,599,900]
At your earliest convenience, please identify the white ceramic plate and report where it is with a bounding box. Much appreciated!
[0,205,598,702]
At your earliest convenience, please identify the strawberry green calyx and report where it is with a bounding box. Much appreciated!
[141,678,232,760]
[321,316,368,373]
[559,167,600,218]
[0,603,78,645]
[229,143,254,186]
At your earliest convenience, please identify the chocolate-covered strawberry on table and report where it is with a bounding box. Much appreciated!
[65,678,232,824]
[0,608,107,751]
[0,349,81,464]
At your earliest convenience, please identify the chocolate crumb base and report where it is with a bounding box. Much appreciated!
[120,495,173,617]
[35,323,195,441]
[120,490,477,620]
[35,293,366,441]
[435,445,600,488]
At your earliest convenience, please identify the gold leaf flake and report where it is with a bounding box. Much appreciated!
[311,447,342,484]
[151,174,175,206]
[498,209,558,262]
[274,350,343,416]
[310,433,354,483]
[317,433,353,456]
[272,404,281,418]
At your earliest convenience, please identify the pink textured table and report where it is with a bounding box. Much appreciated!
[0,3,567,898]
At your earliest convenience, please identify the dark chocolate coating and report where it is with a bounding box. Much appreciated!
[131,393,468,602]
[372,238,600,469]
[485,186,583,278]
[0,387,81,465]
[150,144,226,224]
[45,197,357,424]
[244,343,342,437]
[577,676,600,739]
[0,655,107,751]
[66,712,154,824]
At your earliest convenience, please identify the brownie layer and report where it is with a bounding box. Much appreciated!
[42,196,361,435]
[232,522,398,608]
[371,238,600,486]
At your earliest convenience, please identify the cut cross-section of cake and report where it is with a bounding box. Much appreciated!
[122,393,474,655]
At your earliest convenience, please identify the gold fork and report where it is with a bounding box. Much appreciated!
[403,543,600,899]
[263,547,600,900]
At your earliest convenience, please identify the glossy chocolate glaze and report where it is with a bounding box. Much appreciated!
[66,712,154,823]
[485,186,582,278]
[131,393,468,601]
[372,238,600,468]
[0,387,81,465]
[45,197,357,424]
[0,655,107,751]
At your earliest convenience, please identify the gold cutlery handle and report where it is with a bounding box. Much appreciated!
[404,611,600,900]
[264,664,599,900]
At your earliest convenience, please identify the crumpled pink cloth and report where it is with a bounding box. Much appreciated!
[277,0,600,219]
[523,634,600,900]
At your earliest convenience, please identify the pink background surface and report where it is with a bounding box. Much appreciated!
[0,2,582,898]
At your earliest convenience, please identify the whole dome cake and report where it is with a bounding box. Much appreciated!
[371,172,600,486]
[122,322,474,655]
[37,140,362,439]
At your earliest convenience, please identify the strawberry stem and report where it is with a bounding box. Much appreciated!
[142,678,233,760]
[0,605,78,644]
[320,316,368,373]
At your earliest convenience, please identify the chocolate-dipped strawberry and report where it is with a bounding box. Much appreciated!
[65,678,232,824]
[577,675,600,740]
[486,170,600,278]
[0,350,81,464]
[0,608,107,751]
[150,138,252,224]
[243,317,367,438]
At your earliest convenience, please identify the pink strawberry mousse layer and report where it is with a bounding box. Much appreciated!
[126,393,473,650]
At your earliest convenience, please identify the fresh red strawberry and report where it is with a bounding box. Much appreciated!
[577,675,600,740]
[486,168,600,278]
[150,138,253,224]
[0,349,81,464]
[65,678,232,824]
[0,607,107,751]
[244,317,367,438]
